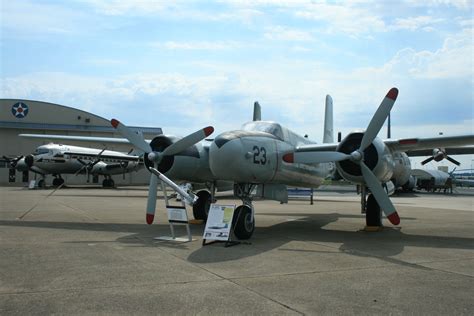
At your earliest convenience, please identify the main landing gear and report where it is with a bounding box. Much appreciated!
[192,182,217,221]
[102,177,115,188]
[52,175,64,187]
[192,182,255,240]
[360,185,382,227]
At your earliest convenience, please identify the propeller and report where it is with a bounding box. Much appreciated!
[74,149,106,182]
[111,119,214,224]
[421,148,460,166]
[284,88,400,225]
[2,155,24,168]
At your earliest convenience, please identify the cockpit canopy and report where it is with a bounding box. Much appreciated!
[33,147,50,156]
[242,121,284,140]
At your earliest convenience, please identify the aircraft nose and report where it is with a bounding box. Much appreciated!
[209,136,245,180]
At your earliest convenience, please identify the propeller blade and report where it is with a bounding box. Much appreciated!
[146,173,159,224]
[421,156,434,165]
[360,162,400,225]
[445,156,461,166]
[162,126,214,156]
[283,151,351,164]
[111,119,152,153]
[74,164,87,176]
[359,88,398,151]
[91,148,107,167]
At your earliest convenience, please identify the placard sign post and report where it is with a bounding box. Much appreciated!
[154,182,194,242]
[202,204,240,247]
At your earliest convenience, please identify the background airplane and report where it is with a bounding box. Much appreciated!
[2,143,143,188]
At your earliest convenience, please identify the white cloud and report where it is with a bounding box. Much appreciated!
[2,0,88,36]
[391,16,444,31]
[390,29,472,79]
[264,26,313,41]
[294,3,386,37]
[403,0,473,10]
[82,0,174,16]
[83,0,263,23]
[151,41,243,50]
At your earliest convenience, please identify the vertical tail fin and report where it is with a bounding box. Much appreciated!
[323,95,334,143]
[253,101,261,121]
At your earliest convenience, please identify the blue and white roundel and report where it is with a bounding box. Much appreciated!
[11,102,29,118]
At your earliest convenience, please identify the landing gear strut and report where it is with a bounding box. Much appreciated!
[360,185,382,227]
[232,183,256,240]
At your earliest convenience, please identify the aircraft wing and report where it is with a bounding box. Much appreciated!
[294,136,474,154]
[404,146,474,157]
[294,143,338,152]
[64,151,141,162]
[384,135,474,153]
[19,134,149,145]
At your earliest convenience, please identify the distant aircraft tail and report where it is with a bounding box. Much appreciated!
[253,101,261,121]
[323,95,334,143]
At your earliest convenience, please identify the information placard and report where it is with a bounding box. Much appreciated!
[167,206,188,223]
[203,204,235,241]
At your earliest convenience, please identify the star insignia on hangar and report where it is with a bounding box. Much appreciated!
[11,102,29,118]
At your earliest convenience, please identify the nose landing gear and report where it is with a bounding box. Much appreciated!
[232,183,256,240]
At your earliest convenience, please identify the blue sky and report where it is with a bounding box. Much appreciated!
[1,0,473,168]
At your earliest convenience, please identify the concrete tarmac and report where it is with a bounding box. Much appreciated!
[0,185,473,315]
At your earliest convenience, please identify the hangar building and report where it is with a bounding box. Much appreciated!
[0,99,162,186]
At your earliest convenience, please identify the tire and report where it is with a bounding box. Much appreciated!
[37,179,45,188]
[366,194,382,227]
[192,190,211,220]
[102,179,110,188]
[53,178,64,187]
[232,205,255,240]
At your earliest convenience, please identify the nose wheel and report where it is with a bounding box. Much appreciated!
[232,183,256,240]
[232,205,255,240]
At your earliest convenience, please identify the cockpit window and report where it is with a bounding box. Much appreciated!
[242,122,284,140]
[33,148,49,155]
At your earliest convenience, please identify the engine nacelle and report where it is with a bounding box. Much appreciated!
[91,161,108,174]
[145,135,214,183]
[15,157,30,172]
[336,132,395,184]
[401,175,416,191]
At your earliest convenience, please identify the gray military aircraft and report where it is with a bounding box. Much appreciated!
[5,143,142,187]
[108,98,338,239]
